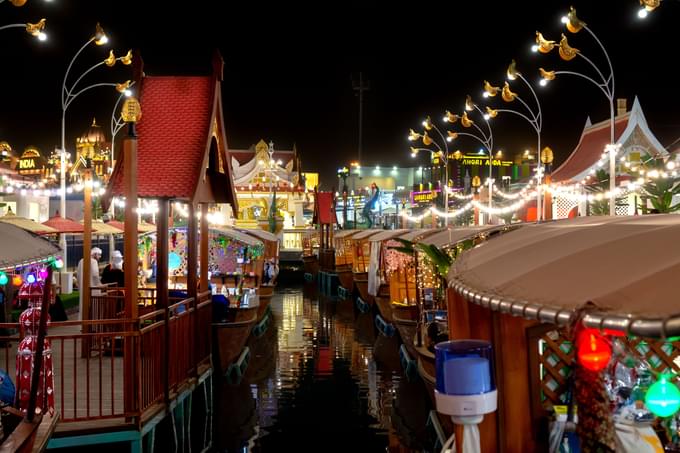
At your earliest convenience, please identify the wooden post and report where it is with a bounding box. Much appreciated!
[81,169,92,328]
[187,202,198,302]
[123,121,139,418]
[157,198,170,404]
[494,313,536,452]
[199,204,209,292]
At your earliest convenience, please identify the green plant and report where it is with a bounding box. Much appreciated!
[584,169,625,215]
[631,154,680,213]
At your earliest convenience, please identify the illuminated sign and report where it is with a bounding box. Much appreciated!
[19,159,36,170]
[410,189,440,204]
[451,154,512,167]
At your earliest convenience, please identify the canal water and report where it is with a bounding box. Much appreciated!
[213,285,434,452]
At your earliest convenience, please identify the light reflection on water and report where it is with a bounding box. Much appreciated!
[214,286,429,452]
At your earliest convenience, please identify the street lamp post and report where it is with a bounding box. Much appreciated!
[408,116,450,225]
[536,7,617,215]
[59,23,131,265]
[482,59,544,220]
[444,97,495,224]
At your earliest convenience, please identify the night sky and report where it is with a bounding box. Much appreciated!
[2,0,679,187]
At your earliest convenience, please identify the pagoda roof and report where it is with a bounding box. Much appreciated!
[552,97,667,184]
[106,51,237,209]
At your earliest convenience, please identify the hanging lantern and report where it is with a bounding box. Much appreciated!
[39,268,49,280]
[645,374,680,417]
[12,275,23,287]
[26,274,36,284]
[54,258,64,269]
[576,328,611,372]
[0,272,8,286]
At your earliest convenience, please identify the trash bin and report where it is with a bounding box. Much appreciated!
[59,271,73,294]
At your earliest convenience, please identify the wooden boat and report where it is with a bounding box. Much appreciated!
[239,227,279,306]
[212,303,259,382]
[302,229,320,277]
[350,229,381,305]
[333,229,360,291]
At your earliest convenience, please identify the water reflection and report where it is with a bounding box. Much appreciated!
[214,286,430,452]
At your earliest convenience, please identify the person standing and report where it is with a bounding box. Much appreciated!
[102,250,124,288]
[76,247,102,320]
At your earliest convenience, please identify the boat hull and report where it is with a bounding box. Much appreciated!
[212,307,258,377]
[354,273,374,305]
[303,255,319,276]
[336,265,354,290]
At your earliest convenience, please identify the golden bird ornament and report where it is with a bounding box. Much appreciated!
[501,82,517,102]
[483,81,499,97]
[640,0,661,11]
[485,107,498,118]
[115,80,131,93]
[104,50,116,67]
[461,112,474,128]
[447,131,459,140]
[423,116,433,131]
[422,132,433,145]
[566,6,586,33]
[507,59,520,80]
[120,50,133,65]
[465,95,475,112]
[9,0,27,6]
[444,111,459,124]
[536,32,556,53]
[539,68,556,81]
[453,150,463,160]
[408,129,420,141]
[25,18,46,36]
[558,34,579,61]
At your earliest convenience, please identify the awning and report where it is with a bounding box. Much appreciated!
[0,222,61,271]
[83,221,124,235]
[448,215,680,338]
[368,229,409,242]
[351,229,383,240]
[238,228,278,243]
[419,225,508,247]
[397,228,445,243]
[42,215,84,234]
[334,229,360,239]
[0,213,56,234]
[211,227,263,247]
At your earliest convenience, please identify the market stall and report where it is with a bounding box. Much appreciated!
[447,215,680,452]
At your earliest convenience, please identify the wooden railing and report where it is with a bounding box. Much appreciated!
[0,289,213,426]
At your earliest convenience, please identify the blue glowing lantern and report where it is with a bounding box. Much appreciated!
[168,252,181,271]
[434,340,497,419]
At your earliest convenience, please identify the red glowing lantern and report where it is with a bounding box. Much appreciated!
[577,328,612,372]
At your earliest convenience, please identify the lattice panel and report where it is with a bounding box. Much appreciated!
[553,195,579,220]
[537,330,680,410]
[615,189,631,216]
[538,330,575,408]
[618,337,680,375]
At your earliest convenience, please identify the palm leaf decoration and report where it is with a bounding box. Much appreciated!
[416,243,452,279]
[387,238,415,257]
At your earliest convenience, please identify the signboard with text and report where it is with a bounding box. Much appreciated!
[410,189,440,205]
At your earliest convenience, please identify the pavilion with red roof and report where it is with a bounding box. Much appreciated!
[549,97,669,218]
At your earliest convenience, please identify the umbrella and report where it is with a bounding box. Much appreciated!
[0,212,56,234]
[0,222,61,271]
[42,215,84,234]
[107,220,156,233]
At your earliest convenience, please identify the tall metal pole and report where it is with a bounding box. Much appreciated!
[353,73,369,164]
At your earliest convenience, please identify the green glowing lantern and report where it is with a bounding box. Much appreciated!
[645,374,680,417]
[0,272,7,286]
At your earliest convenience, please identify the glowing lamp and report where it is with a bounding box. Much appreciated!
[0,272,8,286]
[39,268,49,280]
[645,374,680,417]
[12,275,23,287]
[26,274,36,284]
[577,329,611,372]
[54,258,64,269]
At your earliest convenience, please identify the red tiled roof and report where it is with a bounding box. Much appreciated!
[552,114,629,183]
[109,76,214,199]
[42,215,84,233]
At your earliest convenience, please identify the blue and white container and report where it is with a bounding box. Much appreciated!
[434,340,497,419]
